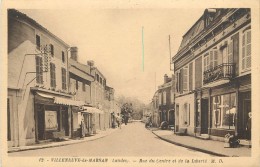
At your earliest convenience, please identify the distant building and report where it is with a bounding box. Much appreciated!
[69,48,95,137]
[157,74,175,126]
[172,9,251,140]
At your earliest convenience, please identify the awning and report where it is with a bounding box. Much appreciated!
[36,92,85,106]
[80,106,104,114]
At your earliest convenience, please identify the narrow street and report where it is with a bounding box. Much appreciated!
[9,122,212,157]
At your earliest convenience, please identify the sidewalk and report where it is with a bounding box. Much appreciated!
[151,128,251,157]
[8,127,120,153]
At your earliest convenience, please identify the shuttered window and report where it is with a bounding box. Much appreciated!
[50,63,56,88]
[195,57,202,88]
[189,62,193,91]
[242,30,251,71]
[228,41,233,63]
[61,68,66,90]
[36,56,43,84]
[183,66,188,91]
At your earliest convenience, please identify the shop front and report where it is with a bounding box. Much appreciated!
[33,90,83,142]
[80,106,104,136]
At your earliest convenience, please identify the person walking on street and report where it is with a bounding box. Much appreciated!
[246,112,252,140]
[116,113,122,129]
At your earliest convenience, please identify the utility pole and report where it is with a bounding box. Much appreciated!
[169,35,172,71]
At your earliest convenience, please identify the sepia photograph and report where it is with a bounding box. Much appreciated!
[1,0,260,167]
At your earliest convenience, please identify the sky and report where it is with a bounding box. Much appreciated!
[20,8,205,104]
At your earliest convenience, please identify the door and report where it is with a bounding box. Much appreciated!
[168,110,175,125]
[201,99,209,134]
[243,99,251,139]
[61,107,69,136]
[37,104,45,140]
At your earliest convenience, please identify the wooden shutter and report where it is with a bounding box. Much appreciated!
[180,69,183,93]
[189,62,193,91]
[246,30,251,69]
[228,41,233,63]
[213,50,218,67]
[242,33,246,70]
[183,67,188,91]
[231,33,239,76]
[209,51,214,69]
[195,57,202,88]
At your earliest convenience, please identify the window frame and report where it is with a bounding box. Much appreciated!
[36,56,43,84]
[50,63,56,88]
[36,35,41,50]
[242,29,251,72]
[61,68,67,90]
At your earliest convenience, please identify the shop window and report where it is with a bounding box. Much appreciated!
[242,29,251,71]
[61,68,66,90]
[212,93,236,129]
[50,63,56,88]
[45,110,58,130]
[36,56,43,84]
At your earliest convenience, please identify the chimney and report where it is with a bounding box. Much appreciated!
[164,74,168,84]
[70,47,78,61]
[87,60,95,67]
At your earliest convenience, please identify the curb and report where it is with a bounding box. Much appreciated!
[151,130,228,157]
[8,128,118,153]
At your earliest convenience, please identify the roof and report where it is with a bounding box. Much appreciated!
[178,15,205,51]
[69,59,94,82]
[8,9,70,48]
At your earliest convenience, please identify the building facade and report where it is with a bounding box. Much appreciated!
[158,74,175,127]
[69,48,95,137]
[8,9,83,147]
[172,8,251,140]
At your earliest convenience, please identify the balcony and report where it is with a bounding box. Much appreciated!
[203,63,235,85]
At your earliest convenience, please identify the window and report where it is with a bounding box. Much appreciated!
[183,103,190,125]
[175,71,180,93]
[204,50,218,72]
[183,66,188,91]
[211,93,236,129]
[242,30,251,71]
[76,80,78,90]
[36,56,43,84]
[36,35,40,50]
[50,44,54,56]
[61,68,66,90]
[82,82,86,92]
[100,78,102,85]
[163,91,166,105]
[50,63,56,88]
[62,51,65,63]
[158,93,162,105]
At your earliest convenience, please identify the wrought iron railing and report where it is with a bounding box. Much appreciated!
[203,63,235,85]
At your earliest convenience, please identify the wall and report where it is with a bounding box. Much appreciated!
[175,93,195,135]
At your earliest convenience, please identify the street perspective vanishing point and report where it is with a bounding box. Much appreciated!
[6,8,252,159]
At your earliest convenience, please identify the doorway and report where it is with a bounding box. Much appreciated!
[201,98,209,134]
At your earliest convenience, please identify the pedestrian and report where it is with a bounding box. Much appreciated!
[116,113,122,129]
[246,112,252,140]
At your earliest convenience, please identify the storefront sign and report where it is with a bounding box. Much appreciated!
[45,110,58,130]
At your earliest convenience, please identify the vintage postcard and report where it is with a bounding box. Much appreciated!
[1,0,259,167]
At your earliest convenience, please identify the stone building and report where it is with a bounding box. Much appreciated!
[7,9,83,147]
[172,8,251,141]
